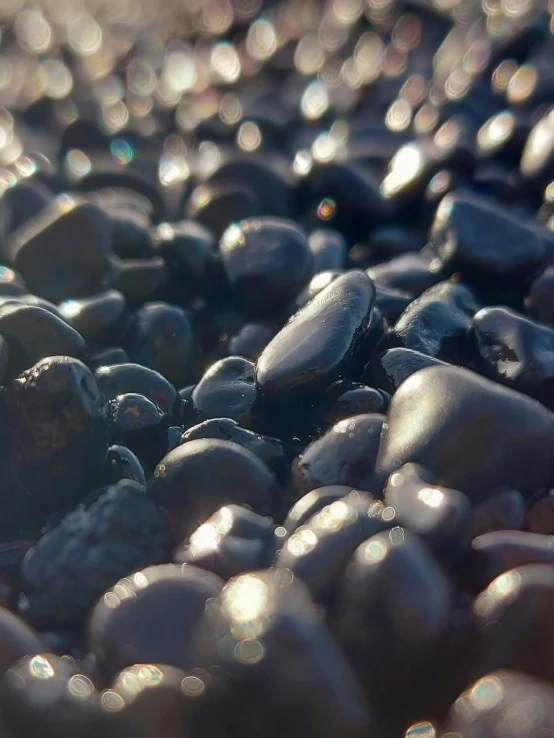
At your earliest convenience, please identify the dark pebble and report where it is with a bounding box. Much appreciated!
[308,229,347,271]
[88,563,223,680]
[7,198,117,303]
[292,413,385,496]
[59,290,126,346]
[377,365,554,500]
[192,357,257,425]
[95,363,179,418]
[228,322,276,361]
[149,439,278,540]
[220,217,313,316]
[193,569,378,738]
[103,445,147,488]
[257,271,375,399]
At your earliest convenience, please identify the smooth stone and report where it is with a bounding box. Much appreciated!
[20,480,173,627]
[228,322,276,361]
[7,198,117,303]
[367,253,438,296]
[103,664,213,738]
[175,504,275,579]
[362,347,449,395]
[192,357,257,425]
[257,271,375,399]
[88,564,223,680]
[220,217,313,316]
[473,306,554,407]
[377,365,554,500]
[110,208,153,259]
[334,530,452,724]
[181,418,286,479]
[149,439,278,540]
[0,654,103,738]
[294,270,344,311]
[473,531,554,586]
[186,183,260,238]
[154,220,215,287]
[390,280,479,364]
[277,491,393,599]
[0,609,44,679]
[473,489,526,536]
[96,363,179,418]
[293,414,385,496]
[0,303,86,380]
[0,181,52,247]
[283,486,354,536]
[385,463,472,557]
[122,302,194,388]
[441,671,554,738]
[424,191,554,283]
[308,229,347,271]
[527,492,554,534]
[103,445,147,487]
[374,283,413,323]
[59,290,126,346]
[111,393,166,435]
[320,380,390,425]
[193,570,378,738]
[0,267,27,297]
[89,347,129,369]
[115,257,168,307]
[474,564,554,682]
[207,155,292,218]
[527,265,554,326]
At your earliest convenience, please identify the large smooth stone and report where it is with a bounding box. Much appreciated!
[377,365,554,500]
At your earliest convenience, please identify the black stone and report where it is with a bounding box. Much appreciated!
[192,357,257,425]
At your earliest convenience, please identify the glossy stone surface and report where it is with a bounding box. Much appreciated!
[257,271,375,399]
[96,363,179,417]
[20,480,173,627]
[153,220,215,289]
[88,564,223,680]
[473,306,554,407]
[441,671,554,738]
[194,569,379,738]
[7,198,117,303]
[384,463,472,557]
[181,418,286,479]
[474,565,554,681]
[389,280,479,364]
[283,486,353,536]
[378,365,554,500]
[277,491,392,599]
[293,414,385,496]
[103,445,147,487]
[149,439,277,539]
[367,253,437,296]
[192,357,257,425]
[220,217,313,316]
[362,347,449,395]
[425,192,554,283]
[175,504,275,579]
[320,380,390,425]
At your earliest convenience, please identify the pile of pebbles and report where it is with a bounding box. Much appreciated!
[0,0,553,735]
